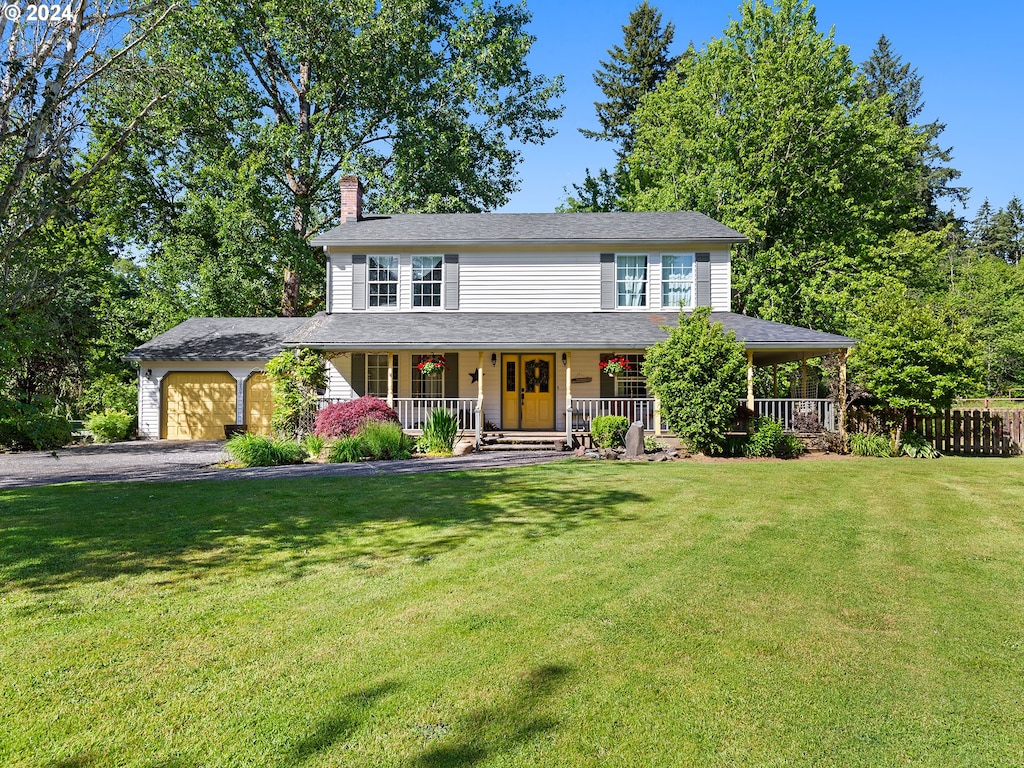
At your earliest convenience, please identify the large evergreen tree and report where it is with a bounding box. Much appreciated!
[626,0,924,331]
[562,1,676,212]
[581,1,676,158]
[859,35,966,226]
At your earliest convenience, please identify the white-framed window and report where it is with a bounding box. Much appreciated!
[412,354,444,398]
[367,256,399,308]
[616,254,647,307]
[366,354,398,398]
[613,353,647,397]
[412,256,443,308]
[662,253,694,309]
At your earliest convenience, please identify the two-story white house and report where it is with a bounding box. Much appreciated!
[128,177,855,443]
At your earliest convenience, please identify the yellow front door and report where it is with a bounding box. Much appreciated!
[501,354,555,430]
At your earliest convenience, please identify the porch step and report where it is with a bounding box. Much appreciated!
[478,433,568,452]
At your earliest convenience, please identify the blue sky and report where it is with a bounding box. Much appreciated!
[499,0,1024,219]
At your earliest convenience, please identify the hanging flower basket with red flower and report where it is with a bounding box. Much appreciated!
[417,356,447,376]
[599,356,632,377]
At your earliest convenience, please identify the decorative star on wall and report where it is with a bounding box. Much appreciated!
[469,370,480,383]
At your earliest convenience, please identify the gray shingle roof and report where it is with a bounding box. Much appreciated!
[310,211,747,247]
[125,318,311,362]
[286,312,855,357]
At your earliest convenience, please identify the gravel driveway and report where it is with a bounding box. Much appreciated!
[0,441,568,490]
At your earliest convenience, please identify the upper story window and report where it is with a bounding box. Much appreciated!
[412,256,443,307]
[368,256,398,307]
[662,253,695,309]
[616,254,647,307]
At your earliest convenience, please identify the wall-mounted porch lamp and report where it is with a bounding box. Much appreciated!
[491,353,497,367]
[561,353,567,366]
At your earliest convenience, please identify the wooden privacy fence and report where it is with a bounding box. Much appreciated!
[849,408,1024,457]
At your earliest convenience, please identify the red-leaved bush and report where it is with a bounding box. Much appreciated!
[313,396,401,437]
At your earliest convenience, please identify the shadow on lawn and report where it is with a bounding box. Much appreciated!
[0,463,646,595]
[415,663,573,767]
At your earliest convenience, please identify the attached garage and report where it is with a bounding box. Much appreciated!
[162,372,237,440]
[245,372,274,435]
[127,318,310,440]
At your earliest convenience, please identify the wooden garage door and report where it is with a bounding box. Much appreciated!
[245,372,274,436]
[162,372,236,440]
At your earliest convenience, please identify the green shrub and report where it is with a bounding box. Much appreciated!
[359,421,412,460]
[642,307,748,454]
[900,431,940,459]
[743,417,803,459]
[777,434,806,459]
[849,431,892,458]
[302,434,326,460]
[745,417,784,457]
[591,415,629,448]
[418,408,460,455]
[224,433,305,467]
[327,435,365,463]
[643,435,666,452]
[84,409,134,443]
[0,401,72,451]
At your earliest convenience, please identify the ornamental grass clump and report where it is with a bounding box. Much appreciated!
[313,396,400,438]
[359,421,413,460]
[849,431,893,458]
[225,433,305,467]
[417,408,460,455]
[327,435,365,463]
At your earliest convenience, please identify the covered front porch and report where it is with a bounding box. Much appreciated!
[288,310,855,447]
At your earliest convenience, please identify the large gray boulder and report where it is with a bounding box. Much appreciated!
[623,421,645,459]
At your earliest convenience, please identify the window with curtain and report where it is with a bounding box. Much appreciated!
[412,256,443,307]
[662,253,694,309]
[368,256,398,307]
[616,254,647,307]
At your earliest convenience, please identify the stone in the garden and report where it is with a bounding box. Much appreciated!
[623,421,645,458]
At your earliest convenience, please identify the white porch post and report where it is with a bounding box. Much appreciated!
[564,351,573,447]
[654,395,662,436]
[746,350,755,411]
[386,351,394,408]
[476,351,484,446]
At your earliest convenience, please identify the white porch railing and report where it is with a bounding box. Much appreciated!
[313,396,480,432]
[749,398,836,432]
[570,398,657,431]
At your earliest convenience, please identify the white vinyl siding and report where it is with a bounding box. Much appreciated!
[458,253,598,312]
[710,251,731,311]
[328,248,732,313]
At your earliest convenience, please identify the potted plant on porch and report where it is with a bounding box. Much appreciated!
[417,356,447,376]
[599,356,631,377]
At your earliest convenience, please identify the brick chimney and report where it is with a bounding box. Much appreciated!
[340,175,363,223]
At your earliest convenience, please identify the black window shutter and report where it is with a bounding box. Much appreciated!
[351,353,365,396]
[443,353,459,397]
[600,253,615,310]
[352,255,367,311]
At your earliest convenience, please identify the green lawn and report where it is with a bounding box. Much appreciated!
[2,458,1023,767]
